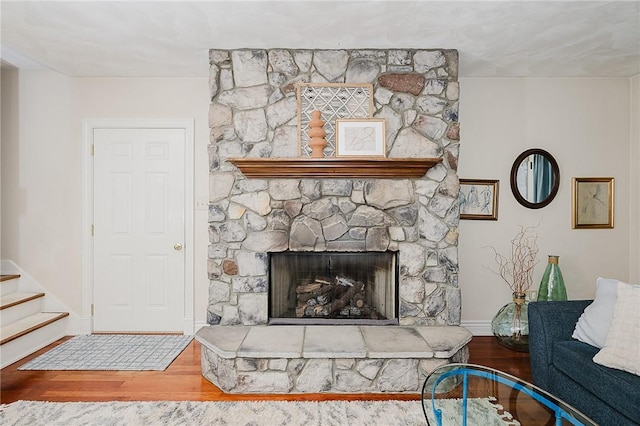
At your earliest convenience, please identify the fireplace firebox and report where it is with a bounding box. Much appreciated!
[268,251,398,325]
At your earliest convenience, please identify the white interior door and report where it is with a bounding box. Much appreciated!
[93,128,186,332]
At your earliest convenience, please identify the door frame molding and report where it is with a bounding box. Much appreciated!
[82,119,195,334]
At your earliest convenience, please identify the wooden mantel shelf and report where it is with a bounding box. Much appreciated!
[228,157,442,179]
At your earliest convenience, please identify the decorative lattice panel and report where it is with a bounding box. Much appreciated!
[297,83,373,157]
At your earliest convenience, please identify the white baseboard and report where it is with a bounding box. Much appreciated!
[183,318,196,335]
[460,320,493,336]
[194,321,208,333]
[72,316,93,335]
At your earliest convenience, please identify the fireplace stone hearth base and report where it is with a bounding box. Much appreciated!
[196,325,471,393]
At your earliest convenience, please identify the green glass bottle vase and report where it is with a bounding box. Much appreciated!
[537,255,567,301]
[491,292,529,352]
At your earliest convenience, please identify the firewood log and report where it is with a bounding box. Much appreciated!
[296,283,333,302]
[352,293,365,308]
[325,281,363,315]
[296,282,323,294]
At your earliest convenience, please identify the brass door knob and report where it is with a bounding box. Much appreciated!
[173,243,183,251]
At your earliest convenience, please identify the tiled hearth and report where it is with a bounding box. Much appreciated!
[196,325,471,393]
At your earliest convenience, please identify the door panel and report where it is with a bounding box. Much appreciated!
[93,128,185,332]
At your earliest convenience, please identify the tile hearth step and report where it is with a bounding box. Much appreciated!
[196,325,472,394]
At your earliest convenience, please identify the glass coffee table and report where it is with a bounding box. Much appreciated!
[421,363,596,426]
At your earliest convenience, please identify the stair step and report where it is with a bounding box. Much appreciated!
[0,292,45,310]
[0,274,21,282]
[0,312,69,345]
[1,292,46,325]
[0,278,20,297]
[0,312,68,368]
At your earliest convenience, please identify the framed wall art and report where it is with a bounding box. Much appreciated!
[459,179,499,220]
[297,83,373,157]
[335,118,386,157]
[572,177,615,229]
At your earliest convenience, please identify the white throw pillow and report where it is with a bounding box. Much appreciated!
[593,280,640,376]
[572,277,619,348]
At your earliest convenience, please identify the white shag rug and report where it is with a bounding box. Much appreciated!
[0,398,518,426]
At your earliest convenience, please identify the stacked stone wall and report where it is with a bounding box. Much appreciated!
[208,48,461,327]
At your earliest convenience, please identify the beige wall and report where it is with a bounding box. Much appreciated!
[458,77,634,333]
[2,70,636,333]
[1,70,79,313]
[1,67,20,259]
[630,74,640,284]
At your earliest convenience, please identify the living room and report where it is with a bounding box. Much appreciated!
[1,1,639,424]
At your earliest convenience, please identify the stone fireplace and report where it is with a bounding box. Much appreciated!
[197,48,469,393]
[206,48,461,327]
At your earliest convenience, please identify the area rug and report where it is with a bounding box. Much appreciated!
[0,398,517,426]
[18,334,193,371]
[426,397,520,426]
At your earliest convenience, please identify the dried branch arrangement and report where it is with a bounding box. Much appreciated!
[487,225,539,294]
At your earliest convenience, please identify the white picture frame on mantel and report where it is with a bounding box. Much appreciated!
[335,118,386,158]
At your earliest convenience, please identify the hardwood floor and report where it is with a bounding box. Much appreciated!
[0,336,531,404]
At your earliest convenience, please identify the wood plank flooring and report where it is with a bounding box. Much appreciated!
[0,336,531,404]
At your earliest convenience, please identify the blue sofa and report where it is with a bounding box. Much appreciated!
[528,300,640,426]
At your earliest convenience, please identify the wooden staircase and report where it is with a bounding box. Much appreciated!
[0,274,68,368]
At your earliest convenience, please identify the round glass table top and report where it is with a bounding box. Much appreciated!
[421,363,596,426]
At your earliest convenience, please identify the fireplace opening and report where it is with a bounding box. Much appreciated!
[268,251,398,325]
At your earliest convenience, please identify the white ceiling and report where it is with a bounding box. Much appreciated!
[1,1,639,78]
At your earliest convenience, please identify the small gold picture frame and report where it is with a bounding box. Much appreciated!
[459,179,499,220]
[572,177,615,229]
[335,118,386,157]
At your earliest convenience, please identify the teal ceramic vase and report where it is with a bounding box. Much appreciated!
[537,255,567,301]
[491,292,529,352]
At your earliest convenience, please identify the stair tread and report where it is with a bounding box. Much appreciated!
[0,274,21,282]
[0,292,45,310]
[1,312,69,345]
[0,274,20,282]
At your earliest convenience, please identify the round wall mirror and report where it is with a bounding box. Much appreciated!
[510,149,560,209]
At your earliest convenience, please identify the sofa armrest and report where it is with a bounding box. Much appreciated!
[528,300,592,390]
